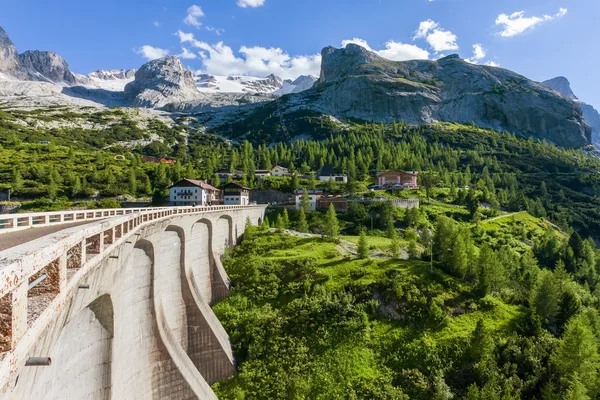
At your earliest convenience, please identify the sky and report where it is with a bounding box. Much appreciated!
[1,0,599,107]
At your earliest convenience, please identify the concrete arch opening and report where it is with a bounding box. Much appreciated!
[156,227,187,348]
[17,294,114,400]
[215,215,233,255]
[189,219,213,302]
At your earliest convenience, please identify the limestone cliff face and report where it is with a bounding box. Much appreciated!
[296,44,590,148]
[124,56,200,107]
[543,76,600,146]
[19,50,78,85]
[0,27,20,74]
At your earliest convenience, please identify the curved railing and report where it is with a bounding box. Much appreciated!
[0,205,265,363]
[0,206,186,234]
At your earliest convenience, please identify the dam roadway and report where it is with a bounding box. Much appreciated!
[0,205,266,400]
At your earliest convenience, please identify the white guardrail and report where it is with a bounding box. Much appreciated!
[0,207,171,235]
[0,205,266,357]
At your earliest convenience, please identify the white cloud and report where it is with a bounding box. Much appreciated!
[184,5,204,28]
[153,21,160,27]
[465,43,487,64]
[495,7,567,37]
[472,44,486,60]
[341,38,429,61]
[485,60,500,67]
[237,0,266,8]
[179,48,197,59]
[413,19,459,52]
[206,26,225,36]
[177,31,320,79]
[135,45,170,61]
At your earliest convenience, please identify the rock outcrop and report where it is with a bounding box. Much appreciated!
[88,69,136,81]
[124,56,200,107]
[275,75,317,94]
[0,26,20,74]
[18,50,77,85]
[275,44,590,148]
[0,27,77,85]
[543,76,600,146]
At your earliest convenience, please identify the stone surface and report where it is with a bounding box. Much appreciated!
[1,206,266,399]
[234,44,591,148]
[543,76,600,146]
[124,56,201,108]
[0,27,19,74]
[18,50,78,85]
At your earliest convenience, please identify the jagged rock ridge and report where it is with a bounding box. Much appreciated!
[252,44,590,148]
[0,26,20,74]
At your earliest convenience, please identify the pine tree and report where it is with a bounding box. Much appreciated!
[282,208,290,228]
[291,172,300,192]
[358,229,369,259]
[261,216,270,229]
[564,374,590,400]
[407,240,419,260]
[300,188,310,211]
[214,173,221,188]
[11,167,23,194]
[309,172,317,190]
[533,270,560,324]
[297,208,309,233]
[390,231,401,259]
[324,204,340,240]
[47,176,58,199]
[553,316,599,393]
[128,170,137,196]
[275,214,285,231]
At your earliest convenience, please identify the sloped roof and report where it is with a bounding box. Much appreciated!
[223,182,251,191]
[170,178,219,191]
[319,164,341,176]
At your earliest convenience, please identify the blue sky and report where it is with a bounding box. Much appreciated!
[2,0,599,107]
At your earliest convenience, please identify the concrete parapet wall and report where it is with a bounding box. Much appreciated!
[0,205,266,400]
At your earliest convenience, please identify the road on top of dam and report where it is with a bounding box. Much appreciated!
[0,220,101,252]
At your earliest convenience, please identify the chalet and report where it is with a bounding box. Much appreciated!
[271,165,291,177]
[376,170,419,189]
[169,178,220,206]
[222,182,251,206]
[318,164,348,183]
[295,189,323,211]
[255,170,272,179]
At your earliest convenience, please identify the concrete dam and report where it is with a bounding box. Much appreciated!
[0,205,266,399]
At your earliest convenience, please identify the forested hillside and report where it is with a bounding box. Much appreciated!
[2,109,599,238]
[212,206,600,399]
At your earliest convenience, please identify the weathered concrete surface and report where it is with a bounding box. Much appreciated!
[1,206,265,400]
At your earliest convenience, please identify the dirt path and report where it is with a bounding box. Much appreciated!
[274,228,408,260]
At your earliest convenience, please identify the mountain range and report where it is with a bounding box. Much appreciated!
[0,25,596,149]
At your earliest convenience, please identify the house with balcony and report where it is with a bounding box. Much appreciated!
[169,178,220,206]
[375,170,419,189]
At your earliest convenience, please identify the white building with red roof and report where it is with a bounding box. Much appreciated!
[169,178,221,206]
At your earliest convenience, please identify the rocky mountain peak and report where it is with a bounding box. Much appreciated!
[124,55,200,107]
[18,50,77,85]
[0,26,21,74]
[542,76,578,100]
[318,44,382,84]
